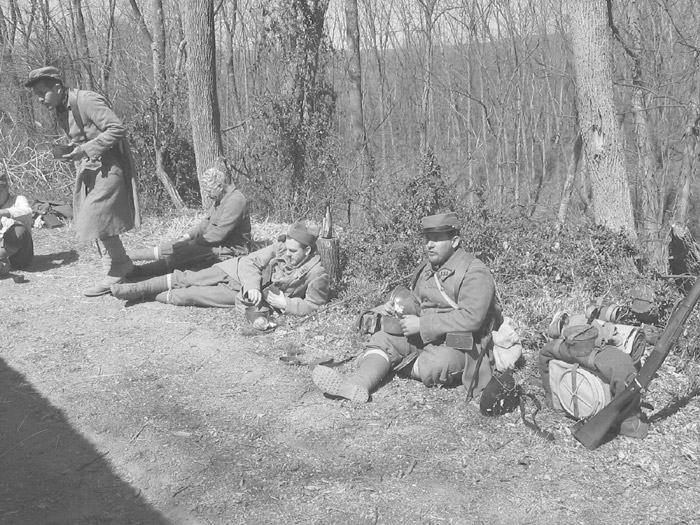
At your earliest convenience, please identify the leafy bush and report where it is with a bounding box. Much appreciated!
[239,88,342,221]
[340,149,455,296]
[128,109,200,215]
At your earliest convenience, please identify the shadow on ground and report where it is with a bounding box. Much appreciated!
[0,357,169,525]
[24,249,80,272]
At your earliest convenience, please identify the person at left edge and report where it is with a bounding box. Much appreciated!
[25,66,140,296]
[0,172,34,277]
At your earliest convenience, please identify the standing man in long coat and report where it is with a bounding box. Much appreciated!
[26,66,140,296]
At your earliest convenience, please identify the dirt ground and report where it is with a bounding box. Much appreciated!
[2,223,700,525]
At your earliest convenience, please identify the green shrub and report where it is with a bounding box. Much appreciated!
[340,149,455,299]
[128,109,199,215]
[239,88,342,221]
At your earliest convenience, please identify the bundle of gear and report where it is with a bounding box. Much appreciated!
[539,301,650,439]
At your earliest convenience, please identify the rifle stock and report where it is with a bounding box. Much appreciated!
[573,276,700,450]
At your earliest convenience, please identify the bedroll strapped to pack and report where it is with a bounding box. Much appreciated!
[547,309,648,364]
[590,319,646,364]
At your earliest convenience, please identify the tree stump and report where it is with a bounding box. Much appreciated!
[317,237,341,283]
[669,223,700,293]
[317,205,341,283]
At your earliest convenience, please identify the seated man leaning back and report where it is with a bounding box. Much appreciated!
[111,219,329,317]
[128,168,251,278]
[313,211,502,403]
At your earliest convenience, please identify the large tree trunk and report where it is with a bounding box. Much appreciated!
[674,106,700,226]
[625,0,663,264]
[345,0,373,225]
[558,132,583,226]
[569,0,636,237]
[181,0,228,209]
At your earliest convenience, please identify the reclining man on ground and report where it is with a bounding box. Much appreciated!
[112,219,329,324]
[313,211,502,403]
[0,173,34,277]
[128,168,251,278]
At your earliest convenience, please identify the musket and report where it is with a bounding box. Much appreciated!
[572,275,700,450]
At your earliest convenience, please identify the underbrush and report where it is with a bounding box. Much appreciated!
[6,139,698,361]
[2,144,74,203]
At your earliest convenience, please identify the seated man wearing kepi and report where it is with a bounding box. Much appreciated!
[0,173,34,276]
[129,168,251,277]
[313,212,502,403]
[111,219,329,320]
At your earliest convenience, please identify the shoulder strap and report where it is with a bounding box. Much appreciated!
[433,273,461,310]
[451,252,474,302]
[68,90,89,142]
[413,254,473,310]
[519,393,555,441]
[571,363,580,418]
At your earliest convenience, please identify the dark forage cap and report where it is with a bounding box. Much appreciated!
[25,66,64,88]
[287,220,320,247]
[421,212,461,234]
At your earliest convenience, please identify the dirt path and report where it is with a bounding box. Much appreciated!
[2,226,700,524]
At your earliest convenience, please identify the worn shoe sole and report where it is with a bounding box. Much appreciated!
[83,284,113,297]
[312,365,369,403]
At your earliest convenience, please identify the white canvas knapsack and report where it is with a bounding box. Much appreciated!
[548,360,612,419]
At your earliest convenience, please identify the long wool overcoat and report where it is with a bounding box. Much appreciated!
[57,89,140,242]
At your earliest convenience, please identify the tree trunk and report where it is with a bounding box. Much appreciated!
[568,0,636,237]
[152,0,186,209]
[181,0,228,209]
[419,0,436,153]
[558,132,583,226]
[345,0,373,225]
[101,0,116,97]
[70,0,95,90]
[128,0,153,42]
[222,0,242,124]
[674,105,700,226]
[625,0,663,264]
[0,3,33,132]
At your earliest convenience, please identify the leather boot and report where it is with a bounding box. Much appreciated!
[312,349,391,403]
[129,259,171,278]
[128,247,159,261]
[111,275,170,301]
[618,415,649,439]
[83,236,133,297]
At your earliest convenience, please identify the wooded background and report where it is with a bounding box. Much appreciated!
[2,0,700,268]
